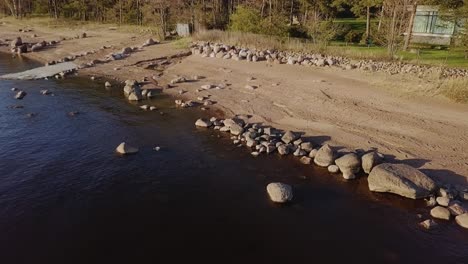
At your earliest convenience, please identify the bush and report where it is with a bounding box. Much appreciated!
[229,5,289,38]
[344,30,363,44]
[229,5,262,34]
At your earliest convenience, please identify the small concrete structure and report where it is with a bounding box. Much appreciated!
[0,62,78,80]
[176,23,191,37]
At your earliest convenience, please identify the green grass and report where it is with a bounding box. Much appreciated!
[334,18,368,32]
[172,37,193,49]
[398,48,468,68]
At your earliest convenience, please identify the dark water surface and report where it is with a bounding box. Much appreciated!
[0,53,467,264]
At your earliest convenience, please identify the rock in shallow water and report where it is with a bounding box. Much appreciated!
[267,182,293,203]
[367,163,437,199]
[362,151,382,174]
[419,219,438,230]
[15,91,27,100]
[455,213,468,229]
[335,153,361,180]
[116,142,139,155]
[328,165,340,174]
[314,144,335,167]
[430,206,451,220]
[436,196,450,207]
[281,131,300,144]
[195,118,212,128]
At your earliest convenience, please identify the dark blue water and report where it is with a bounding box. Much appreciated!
[0,53,467,264]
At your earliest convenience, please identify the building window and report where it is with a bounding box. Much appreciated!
[413,11,455,35]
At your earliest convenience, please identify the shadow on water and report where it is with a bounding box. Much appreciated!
[0,53,467,264]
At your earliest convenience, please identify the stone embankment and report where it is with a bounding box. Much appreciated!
[191,42,468,78]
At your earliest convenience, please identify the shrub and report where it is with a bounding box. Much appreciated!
[229,5,262,34]
[344,30,363,44]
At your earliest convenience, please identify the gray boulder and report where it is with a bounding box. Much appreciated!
[267,182,293,203]
[368,163,437,199]
[362,151,382,174]
[300,142,314,152]
[335,153,361,179]
[281,131,300,144]
[195,118,212,128]
[314,144,335,167]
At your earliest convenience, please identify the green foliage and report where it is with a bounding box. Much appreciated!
[307,20,345,45]
[228,5,262,34]
[344,30,363,43]
[229,5,289,37]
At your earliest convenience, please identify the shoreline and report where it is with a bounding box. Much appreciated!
[2,28,468,230]
[1,22,467,190]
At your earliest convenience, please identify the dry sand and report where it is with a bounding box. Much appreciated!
[1,20,467,187]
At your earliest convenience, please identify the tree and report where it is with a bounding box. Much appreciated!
[333,0,383,39]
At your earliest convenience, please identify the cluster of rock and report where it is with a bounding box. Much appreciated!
[8,37,58,54]
[123,79,157,101]
[420,186,468,230]
[195,116,386,180]
[190,41,468,78]
[194,115,468,229]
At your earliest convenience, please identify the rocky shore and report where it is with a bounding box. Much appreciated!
[195,115,468,229]
[2,23,468,230]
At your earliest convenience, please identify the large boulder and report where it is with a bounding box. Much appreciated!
[335,153,361,179]
[368,163,437,199]
[116,142,139,155]
[362,151,382,174]
[430,206,451,220]
[266,182,293,203]
[314,144,335,167]
[281,131,300,144]
[455,213,468,229]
